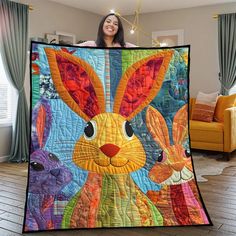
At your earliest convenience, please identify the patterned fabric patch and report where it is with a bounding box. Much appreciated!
[40,75,59,99]
[54,200,69,215]
[55,54,101,118]
[24,43,211,233]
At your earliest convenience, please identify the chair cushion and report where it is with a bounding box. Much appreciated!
[214,94,236,122]
[190,120,223,132]
[191,91,218,122]
[190,120,223,144]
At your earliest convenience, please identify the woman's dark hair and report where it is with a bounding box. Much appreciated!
[96,13,125,47]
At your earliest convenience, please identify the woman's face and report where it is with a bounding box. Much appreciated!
[103,15,119,38]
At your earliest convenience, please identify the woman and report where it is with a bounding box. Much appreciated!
[77,13,137,47]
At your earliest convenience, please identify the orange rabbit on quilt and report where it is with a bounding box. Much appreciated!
[146,104,209,225]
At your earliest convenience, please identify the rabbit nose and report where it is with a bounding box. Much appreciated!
[100,144,120,158]
[50,168,60,177]
[171,162,185,172]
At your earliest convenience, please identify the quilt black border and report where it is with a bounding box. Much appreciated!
[22,41,213,234]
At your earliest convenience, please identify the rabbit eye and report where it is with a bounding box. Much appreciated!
[49,153,59,162]
[185,149,191,158]
[30,162,44,171]
[123,121,134,140]
[84,121,97,140]
[157,151,167,163]
[157,151,164,162]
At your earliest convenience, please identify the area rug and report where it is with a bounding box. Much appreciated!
[192,151,236,182]
[23,42,212,233]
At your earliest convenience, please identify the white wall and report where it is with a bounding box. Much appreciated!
[22,0,101,105]
[124,2,236,97]
[19,0,100,40]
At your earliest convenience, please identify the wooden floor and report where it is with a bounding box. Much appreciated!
[0,156,236,236]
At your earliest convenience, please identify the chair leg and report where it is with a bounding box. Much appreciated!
[223,152,231,161]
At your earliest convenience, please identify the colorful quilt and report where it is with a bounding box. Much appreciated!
[23,42,212,232]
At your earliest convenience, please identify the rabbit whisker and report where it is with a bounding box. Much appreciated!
[125,156,142,162]
[74,147,98,151]
[73,149,98,153]
[121,142,142,148]
[78,141,97,147]
[73,153,99,158]
[121,150,146,154]
[74,141,97,146]
[74,151,98,155]
[128,159,145,166]
[74,157,99,161]
[52,145,98,151]
[73,147,98,151]
[75,155,94,158]
[128,155,145,160]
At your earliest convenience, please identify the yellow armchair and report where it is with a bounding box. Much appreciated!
[224,107,236,152]
[189,96,236,160]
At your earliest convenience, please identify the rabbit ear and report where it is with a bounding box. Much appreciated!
[32,98,52,150]
[45,48,105,121]
[146,106,170,149]
[113,51,173,120]
[172,104,188,144]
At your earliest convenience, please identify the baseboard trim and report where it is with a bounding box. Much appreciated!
[0,155,9,163]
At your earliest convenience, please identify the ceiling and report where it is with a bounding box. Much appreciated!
[49,0,236,15]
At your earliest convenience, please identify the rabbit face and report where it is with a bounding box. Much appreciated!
[73,113,146,174]
[149,145,193,185]
[29,150,72,194]
[147,105,194,185]
[45,48,173,175]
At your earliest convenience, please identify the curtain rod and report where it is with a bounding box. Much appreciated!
[213,14,218,19]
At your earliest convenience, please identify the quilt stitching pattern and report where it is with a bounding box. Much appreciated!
[23,43,211,232]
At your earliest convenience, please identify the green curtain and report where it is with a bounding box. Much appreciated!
[0,0,29,162]
[218,13,236,95]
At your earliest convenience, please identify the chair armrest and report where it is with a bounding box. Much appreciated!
[224,107,236,152]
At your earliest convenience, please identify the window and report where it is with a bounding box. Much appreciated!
[229,84,236,95]
[0,54,12,125]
